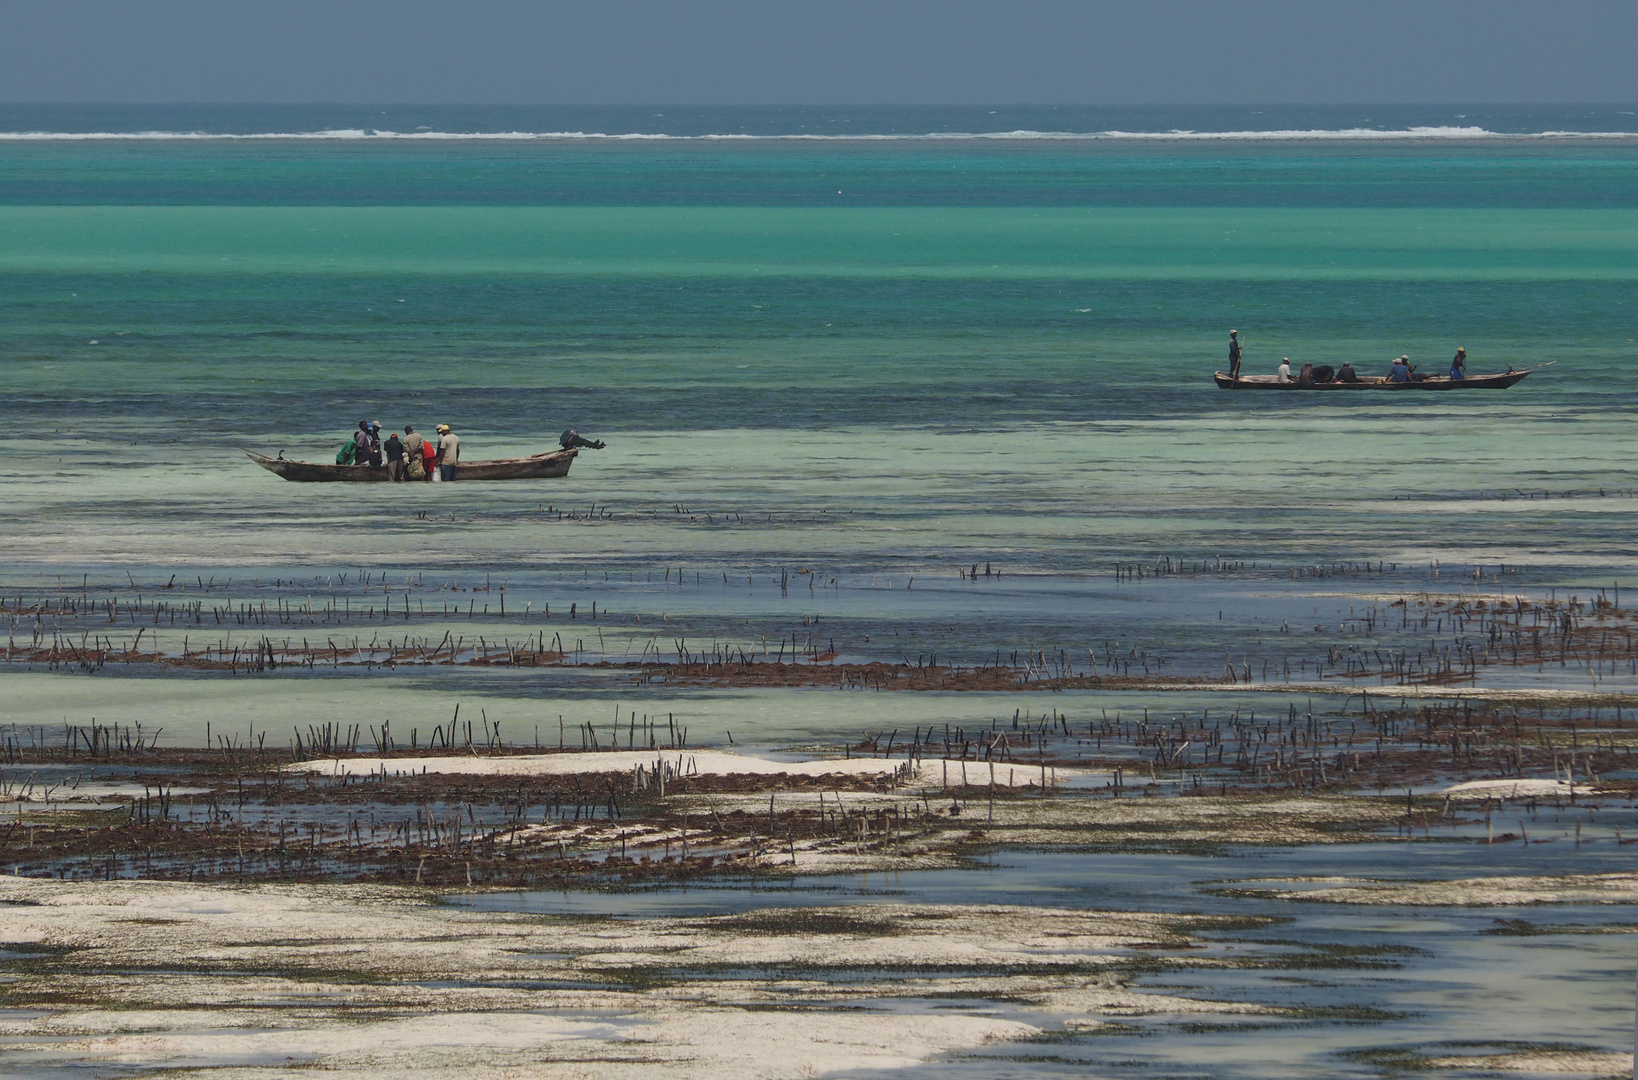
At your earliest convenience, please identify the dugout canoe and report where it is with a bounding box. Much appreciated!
[1213,366,1541,391]
[243,447,578,482]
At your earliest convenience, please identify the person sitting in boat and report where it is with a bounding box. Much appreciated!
[1388,356,1413,383]
[560,429,607,451]
[1336,362,1360,383]
[1297,361,1315,386]
[1449,346,1467,381]
[1276,358,1293,384]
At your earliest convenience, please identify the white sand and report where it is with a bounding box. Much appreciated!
[7,781,211,804]
[0,879,1248,1078]
[1247,872,1638,906]
[1425,1050,1633,1074]
[1442,778,1597,800]
[1,1008,1036,1078]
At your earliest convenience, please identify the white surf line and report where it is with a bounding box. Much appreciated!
[4,127,1637,142]
[287,751,1076,787]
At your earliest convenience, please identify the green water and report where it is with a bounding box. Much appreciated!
[4,109,1637,730]
[2,110,1636,1078]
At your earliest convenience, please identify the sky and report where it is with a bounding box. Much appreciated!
[0,0,1634,105]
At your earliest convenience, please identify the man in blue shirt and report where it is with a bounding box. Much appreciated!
[1388,356,1413,383]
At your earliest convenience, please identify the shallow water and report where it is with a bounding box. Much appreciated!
[457,838,1638,1078]
[6,143,1637,727]
[3,107,1635,1074]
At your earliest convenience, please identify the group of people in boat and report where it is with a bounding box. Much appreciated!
[336,420,608,481]
[338,421,460,481]
[1228,330,1469,385]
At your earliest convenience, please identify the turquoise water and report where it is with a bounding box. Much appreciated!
[4,106,1638,738]
[2,106,1635,1078]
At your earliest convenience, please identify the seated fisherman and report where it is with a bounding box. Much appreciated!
[1388,356,1413,383]
[1336,362,1360,382]
[1297,361,1315,386]
[1276,358,1293,384]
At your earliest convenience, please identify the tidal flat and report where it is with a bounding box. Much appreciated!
[5,105,1638,1076]
[2,678,1636,1076]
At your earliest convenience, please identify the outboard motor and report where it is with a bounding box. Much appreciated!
[560,429,607,451]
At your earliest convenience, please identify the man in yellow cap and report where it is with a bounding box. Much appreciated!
[1449,346,1467,381]
[435,424,460,481]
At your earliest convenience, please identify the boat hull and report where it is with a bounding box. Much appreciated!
[244,448,578,482]
[1214,369,1534,390]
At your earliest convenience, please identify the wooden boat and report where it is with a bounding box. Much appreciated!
[243,447,578,482]
[1214,365,1541,391]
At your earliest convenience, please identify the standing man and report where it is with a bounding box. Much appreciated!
[351,421,371,466]
[383,431,405,481]
[1228,329,1242,379]
[403,426,425,479]
[421,435,437,481]
[436,423,460,482]
[1449,346,1467,381]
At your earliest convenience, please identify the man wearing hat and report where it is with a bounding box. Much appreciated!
[435,423,460,481]
[1227,329,1241,379]
[1449,347,1467,381]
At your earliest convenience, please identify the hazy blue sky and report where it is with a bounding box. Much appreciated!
[0,1,1633,105]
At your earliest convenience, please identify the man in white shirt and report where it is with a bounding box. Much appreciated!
[1276,358,1293,384]
[436,424,461,481]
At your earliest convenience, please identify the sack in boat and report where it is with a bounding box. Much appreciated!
[407,453,425,479]
[335,437,357,465]
[1312,364,1335,383]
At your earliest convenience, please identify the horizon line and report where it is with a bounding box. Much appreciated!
[3,100,1638,109]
